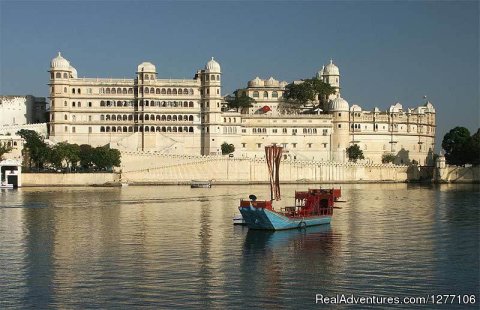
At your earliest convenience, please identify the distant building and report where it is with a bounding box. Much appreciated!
[0,95,48,126]
[47,53,436,164]
[0,95,48,160]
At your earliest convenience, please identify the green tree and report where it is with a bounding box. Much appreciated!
[346,144,365,162]
[442,127,471,166]
[283,78,335,112]
[0,143,13,160]
[221,142,235,155]
[50,142,80,170]
[225,90,255,112]
[464,128,480,165]
[79,144,94,170]
[17,129,49,169]
[381,153,396,164]
[91,146,121,170]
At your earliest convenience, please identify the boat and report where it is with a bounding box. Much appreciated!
[0,182,14,189]
[190,180,212,188]
[233,214,246,225]
[238,145,341,230]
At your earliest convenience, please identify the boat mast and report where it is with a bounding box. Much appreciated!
[265,145,283,201]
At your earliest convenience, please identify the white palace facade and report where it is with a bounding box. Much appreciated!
[48,53,436,165]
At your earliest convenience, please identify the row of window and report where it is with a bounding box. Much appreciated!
[249,128,328,135]
[98,100,196,108]
[202,74,220,81]
[100,114,195,122]
[99,87,196,95]
[99,126,195,133]
[251,91,280,98]
[240,142,327,149]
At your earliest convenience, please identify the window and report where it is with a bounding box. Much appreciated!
[89,116,92,121]
[263,91,268,98]
[272,129,277,133]
[338,124,342,128]
[72,88,75,94]
[272,91,278,98]
[242,143,246,148]
[88,102,92,107]
[257,143,262,148]
[283,128,287,133]
[253,91,259,98]
[72,127,76,133]
[292,143,297,148]
[308,143,312,148]
[323,129,328,136]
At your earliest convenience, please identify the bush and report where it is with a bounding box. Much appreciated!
[382,153,396,164]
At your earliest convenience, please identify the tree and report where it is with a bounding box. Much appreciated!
[79,144,95,170]
[221,142,235,155]
[0,144,13,160]
[17,129,49,169]
[346,144,364,162]
[382,153,396,164]
[225,90,255,112]
[91,146,121,170]
[442,127,471,166]
[283,78,335,112]
[50,142,80,170]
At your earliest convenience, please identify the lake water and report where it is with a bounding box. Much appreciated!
[0,184,478,309]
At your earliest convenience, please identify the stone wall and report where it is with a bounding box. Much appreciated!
[120,152,408,184]
[434,165,480,183]
[22,173,120,186]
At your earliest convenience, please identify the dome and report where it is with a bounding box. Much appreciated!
[324,59,339,76]
[389,102,403,113]
[329,96,349,111]
[316,65,325,79]
[50,52,70,70]
[350,104,362,112]
[248,77,264,88]
[69,66,77,78]
[137,62,156,73]
[264,77,279,87]
[205,57,221,72]
[424,101,435,113]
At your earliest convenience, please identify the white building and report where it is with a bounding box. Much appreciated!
[47,53,436,165]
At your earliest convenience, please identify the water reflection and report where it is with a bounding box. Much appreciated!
[0,184,477,308]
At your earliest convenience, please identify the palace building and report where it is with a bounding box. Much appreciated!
[48,53,436,164]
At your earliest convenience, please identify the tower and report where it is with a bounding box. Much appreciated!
[329,96,350,162]
[49,52,76,139]
[200,57,222,155]
[321,59,340,100]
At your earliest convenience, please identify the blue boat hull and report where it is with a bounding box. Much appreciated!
[239,206,331,230]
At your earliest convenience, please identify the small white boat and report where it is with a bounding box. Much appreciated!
[191,180,212,188]
[233,214,246,225]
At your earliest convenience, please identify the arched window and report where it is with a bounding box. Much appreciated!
[117,114,122,121]
[145,88,149,94]
[179,127,183,133]
[189,127,194,133]
[156,88,160,94]
[173,127,177,132]
[156,126,161,132]
[112,115,116,121]
[56,72,61,78]
[64,73,68,79]
[144,126,149,132]
[123,88,127,94]
[172,89,177,95]
[183,115,188,121]
[145,114,150,121]
[123,101,128,107]
[106,88,110,94]
[189,115,194,121]
[183,88,188,94]
[112,127,116,132]
[189,101,194,107]
[106,115,111,120]
[128,88,133,94]
[106,126,111,132]
[128,126,133,132]
[167,127,172,132]
[173,115,177,121]
[183,101,188,107]
[161,88,166,94]
[145,100,149,106]
[111,88,116,94]
[100,126,105,132]
[123,126,127,132]
[72,88,76,94]
[178,89,183,95]
[272,91,278,98]
[64,115,68,120]
[216,75,220,81]
[167,115,172,121]
[263,91,268,98]
[162,127,166,132]
[123,115,127,121]
[253,91,259,98]
[183,126,188,132]
[162,101,166,107]
[167,88,171,95]
[161,115,166,121]
[101,115,105,121]
[150,87,154,94]
[189,89,194,95]
[151,126,155,132]
[100,101,105,107]
[128,115,133,121]
[211,75,215,80]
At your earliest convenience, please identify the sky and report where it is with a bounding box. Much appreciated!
[0,0,478,150]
